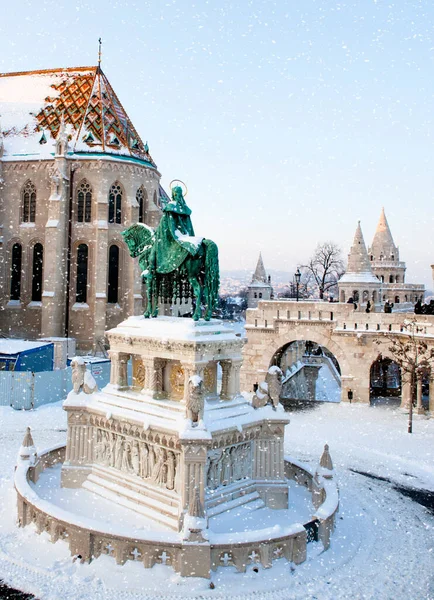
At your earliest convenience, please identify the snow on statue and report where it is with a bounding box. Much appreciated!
[71,357,97,394]
[252,366,283,409]
[186,375,205,425]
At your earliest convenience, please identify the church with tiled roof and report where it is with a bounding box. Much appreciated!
[0,65,169,349]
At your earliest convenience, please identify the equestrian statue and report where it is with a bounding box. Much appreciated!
[122,184,219,321]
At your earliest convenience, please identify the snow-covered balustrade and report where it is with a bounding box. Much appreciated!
[15,444,326,576]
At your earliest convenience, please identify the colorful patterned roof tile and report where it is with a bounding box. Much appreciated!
[0,66,156,166]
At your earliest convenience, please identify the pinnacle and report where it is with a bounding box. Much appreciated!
[252,252,267,284]
[346,221,373,274]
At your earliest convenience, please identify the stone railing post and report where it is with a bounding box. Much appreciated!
[416,374,424,414]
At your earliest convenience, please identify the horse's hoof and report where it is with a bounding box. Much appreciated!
[144,312,150,318]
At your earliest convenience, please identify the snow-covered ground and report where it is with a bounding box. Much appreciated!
[0,401,433,599]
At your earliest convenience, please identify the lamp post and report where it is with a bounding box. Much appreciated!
[295,267,301,302]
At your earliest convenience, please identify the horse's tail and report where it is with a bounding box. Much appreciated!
[203,239,220,311]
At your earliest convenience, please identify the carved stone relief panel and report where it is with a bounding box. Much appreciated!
[169,363,184,400]
[132,356,146,390]
[203,363,217,396]
[206,442,252,490]
[94,429,180,492]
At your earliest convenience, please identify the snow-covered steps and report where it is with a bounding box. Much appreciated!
[206,480,265,514]
[82,465,180,530]
[207,491,265,518]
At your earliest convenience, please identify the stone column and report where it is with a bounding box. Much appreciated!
[41,159,70,338]
[429,375,434,417]
[179,441,210,511]
[93,179,109,349]
[220,360,231,400]
[109,351,129,389]
[142,357,165,398]
[416,376,425,414]
[401,378,412,409]
[303,365,320,401]
[182,363,199,403]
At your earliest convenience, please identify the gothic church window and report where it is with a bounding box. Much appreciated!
[76,244,89,303]
[21,181,36,223]
[77,180,92,223]
[31,243,43,302]
[107,245,120,303]
[10,243,22,301]
[136,186,147,223]
[108,182,122,224]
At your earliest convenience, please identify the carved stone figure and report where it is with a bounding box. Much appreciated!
[186,375,205,424]
[265,366,283,408]
[71,357,98,395]
[140,443,149,478]
[252,366,283,409]
[114,436,123,470]
[166,451,176,490]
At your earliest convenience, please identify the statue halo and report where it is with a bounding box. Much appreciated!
[169,179,188,197]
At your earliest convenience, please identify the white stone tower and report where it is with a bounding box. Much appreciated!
[247,253,273,309]
[368,209,424,305]
[338,221,382,309]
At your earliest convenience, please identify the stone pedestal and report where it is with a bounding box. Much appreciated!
[62,317,290,542]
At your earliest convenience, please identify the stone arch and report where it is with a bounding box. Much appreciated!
[369,354,402,406]
[269,335,344,404]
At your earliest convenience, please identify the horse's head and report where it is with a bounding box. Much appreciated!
[121,223,155,257]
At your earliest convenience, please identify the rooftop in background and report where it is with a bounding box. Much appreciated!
[0,67,156,166]
[0,340,52,355]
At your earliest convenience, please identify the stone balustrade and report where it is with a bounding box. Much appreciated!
[15,445,339,577]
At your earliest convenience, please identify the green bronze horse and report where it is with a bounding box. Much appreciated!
[122,222,219,321]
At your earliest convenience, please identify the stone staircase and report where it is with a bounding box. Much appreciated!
[82,464,180,530]
[206,481,265,518]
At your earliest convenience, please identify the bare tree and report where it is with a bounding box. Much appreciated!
[302,242,345,300]
[376,318,434,433]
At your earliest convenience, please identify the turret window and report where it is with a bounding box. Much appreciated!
[107,245,120,303]
[76,244,89,303]
[108,182,122,224]
[10,243,22,300]
[31,243,43,302]
[136,186,147,223]
[77,180,92,223]
[21,181,36,223]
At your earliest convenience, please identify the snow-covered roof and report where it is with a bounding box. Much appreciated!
[0,339,52,355]
[339,271,381,284]
[0,67,156,166]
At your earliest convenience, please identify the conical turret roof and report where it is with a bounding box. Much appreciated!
[339,221,380,284]
[251,252,267,284]
[369,208,399,260]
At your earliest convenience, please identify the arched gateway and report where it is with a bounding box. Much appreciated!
[240,300,434,408]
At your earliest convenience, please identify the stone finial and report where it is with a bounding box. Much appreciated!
[18,427,37,463]
[252,252,268,284]
[319,444,333,479]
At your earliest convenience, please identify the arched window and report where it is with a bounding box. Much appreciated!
[108,182,122,224]
[340,290,346,303]
[395,296,400,304]
[391,255,395,261]
[31,243,43,301]
[254,293,257,299]
[77,180,92,223]
[395,275,399,283]
[353,291,359,303]
[389,275,394,283]
[259,292,263,299]
[76,244,88,303]
[10,243,22,300]
[107,245,120,303]
[363,290,369,302]
[381,275,384,283]
[136,186,147,223]
[21,181,36,223]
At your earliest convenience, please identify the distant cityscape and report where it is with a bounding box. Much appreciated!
[220,270,293,297]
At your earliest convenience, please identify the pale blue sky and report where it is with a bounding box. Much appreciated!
[1,0,434,285]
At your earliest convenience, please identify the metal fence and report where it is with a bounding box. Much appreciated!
[0,362,111,410]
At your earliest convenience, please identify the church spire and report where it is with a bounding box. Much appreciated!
[346,221,375,275]
[252,252,267,283]
[369,208,398,261]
